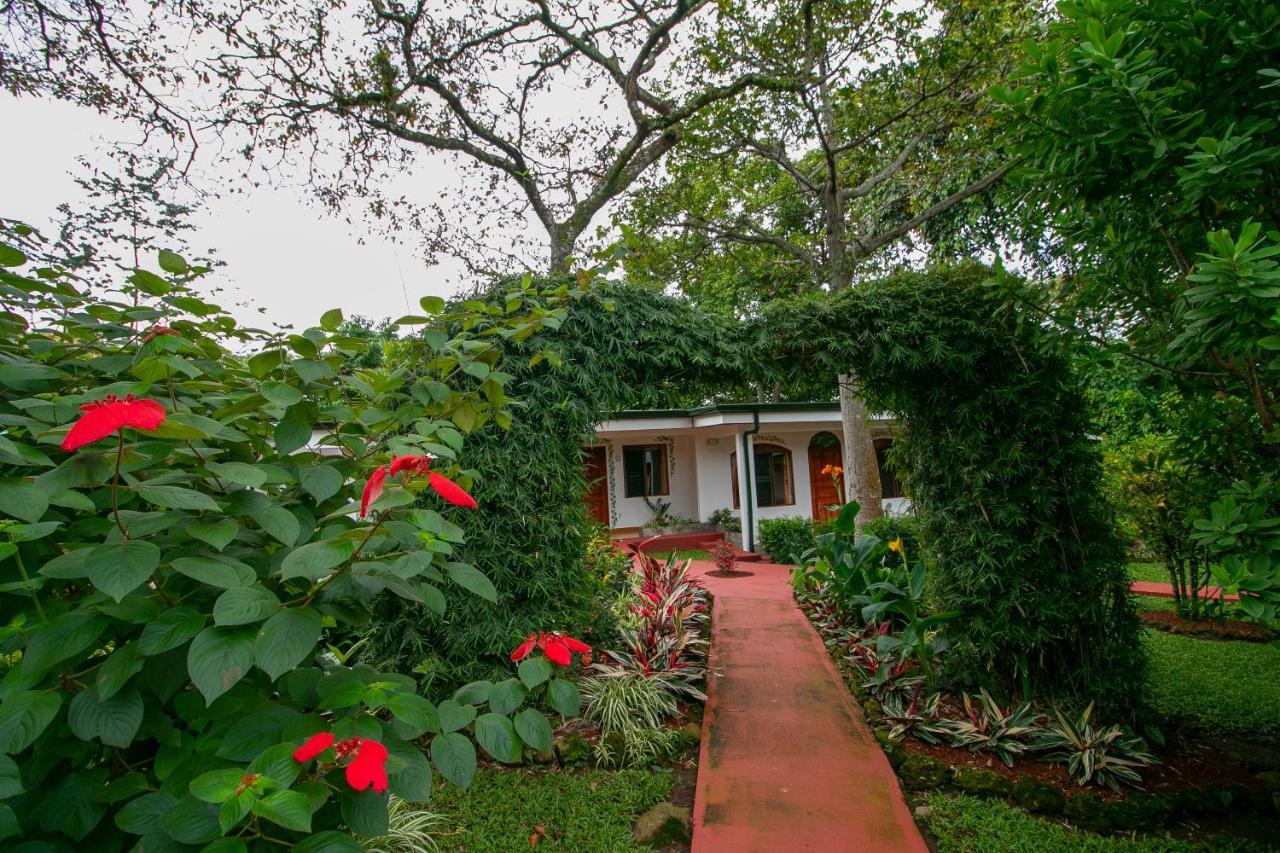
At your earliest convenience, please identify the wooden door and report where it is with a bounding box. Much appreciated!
[808,442,843,522]
[584,446,610,526]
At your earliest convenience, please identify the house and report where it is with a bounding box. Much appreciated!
[587,402,907,551]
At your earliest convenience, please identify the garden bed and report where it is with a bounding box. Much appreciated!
[1139,609,1275,642]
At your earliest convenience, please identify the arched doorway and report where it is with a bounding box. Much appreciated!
[807,432,843,522]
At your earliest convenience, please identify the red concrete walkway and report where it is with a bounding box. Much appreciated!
[687,559,927,852]
[1130,580,1238,601]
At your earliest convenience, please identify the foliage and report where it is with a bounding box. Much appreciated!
[708,507,740,533]
[935,690,1043,768]
[761,265,1143,709]
[427,767,675,853]
[882,690,946,745]
[1144,629,1280,741]
[599,552,709,702]
[360,796,445,852]
[593,725,689,770]
[1039,705,1156,793]
[0,223,581,847]
[580,672,679,738]
[862,512,923,568]
[711,539,737,573]
[1191,477,1280,624]
[757,516,815,563]
[920,793,1256,853]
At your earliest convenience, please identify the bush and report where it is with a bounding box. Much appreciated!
[708,507,740,533]
[0,225,579,847]
[580,671,679,736]
[862,512,922,564]
[757,516,815,563]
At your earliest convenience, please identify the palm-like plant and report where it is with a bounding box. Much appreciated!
[1038,704,1157,792]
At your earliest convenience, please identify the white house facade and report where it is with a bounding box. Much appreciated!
[587,403,907,550]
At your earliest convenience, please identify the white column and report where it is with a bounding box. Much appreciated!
[735,429,757,551]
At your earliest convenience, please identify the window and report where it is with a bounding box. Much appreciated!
[622,444,669,498]
[731,443,794,508]
[875,438,904,499]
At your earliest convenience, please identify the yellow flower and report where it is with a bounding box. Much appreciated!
[889,537,903,554]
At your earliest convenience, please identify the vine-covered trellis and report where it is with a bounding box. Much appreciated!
[368,264,1141,709]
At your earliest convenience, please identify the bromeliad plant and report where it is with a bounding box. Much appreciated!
[0,222,577,848]
[936,689,1042,768]
[1039,704,1157,792]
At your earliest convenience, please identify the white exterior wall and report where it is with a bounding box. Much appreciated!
[602,432,700,530]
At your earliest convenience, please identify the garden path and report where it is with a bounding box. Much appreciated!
[1130,580,1238,601]
[686,558,927,852]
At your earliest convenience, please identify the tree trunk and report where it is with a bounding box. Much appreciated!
[839,377,883,528]
[548,227,574,278]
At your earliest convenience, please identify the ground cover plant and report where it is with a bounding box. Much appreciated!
[0,225,585,847]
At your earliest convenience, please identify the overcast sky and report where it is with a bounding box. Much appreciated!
[2,93,470,330]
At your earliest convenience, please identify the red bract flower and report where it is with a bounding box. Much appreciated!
[359,454,478,517]
[428,471,478,509]
[345,738,389,793]
[542,636,571,666]
[292,732,335,763]
[510,633,538,662]
[61,394,167,451]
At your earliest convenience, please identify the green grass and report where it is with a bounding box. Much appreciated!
[1143,629,1280,740]
[428,767,675,851]
[920,793,1265,852]
[1128,562,1169,584]
[651,549,711,562]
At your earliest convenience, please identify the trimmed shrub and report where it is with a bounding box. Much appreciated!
[758,516,815,563]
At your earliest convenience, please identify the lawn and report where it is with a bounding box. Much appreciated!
[428,767,676,851]
[652,549,711,562]
[1128,562,1170,584]
[1143,629,1280,740]
[920,793,1267,853]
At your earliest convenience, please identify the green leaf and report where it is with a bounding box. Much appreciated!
[96,641,145,701]
[139,607,206,655]
[300,465,344,502]
[0,754,23,798]
[445,562,497,603]
[275,417,312,456]
[162,794,221,844]
[514,708,553,753]
[190,768,249,803]
[0,435,52,467]
[0,480,48,522]
[517,656,552,689]
[420,295,446,314]
[430,732,476,788]
[252,789,312,833]
[261,381,305,409]
[341,788,389,838]
[189,518,239,551]
[0,243,27,267]
[452,680,491,706]
[158,249,189,274]
[23,608,108,672]
[436,699,476,734]
[88,540,161,602]
[0,804,14,842]
[206,461,268,488]
[214,584,281,626]
[294,831,364,853]
[171,556,247,589]
[281,539,355,580]
[251,502,300,546]
[474,712,522,763]
[0,690,62,754]
[67,687,143,748]
[187,626,255,705]
[487,678,526,715]
[39,771,106,840]
[385,738,433,802]
[547,678,581,717]
[387,693,440,738]
[319,308,344,331]
[248,742,303,789]
[114,791,177,835]
[254,607,323,680]
[137,483,222,512]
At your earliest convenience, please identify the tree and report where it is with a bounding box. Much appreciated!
[621,0,1032,525]
[192,0,800,278]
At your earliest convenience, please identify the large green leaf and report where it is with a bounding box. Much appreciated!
[514,708,553,753]
[294,831,364,853]
[436,699,476,734]
[444,561,497,602]
[0,480,48,522]
[96,640,144,701]
[387,693,440,738]
[0,690,62,754]
[67,688,144,748]
[187,626,255,705]
[87,540,161,602]
[138,607,206,655]
[547,678,581,717]
[300,464,344,502]
[205,461,268,489]
[190,768,252,803]
[189,519,239,551]
[171,556,247,589]
[23,608,109,673]
[280,539,355,580]
[213,585,281,626]
[137,483,222,512]
[474,712,521,763]
[429,732,476,788]
[162,794,222,844]
[254,607,322,680]
[0,755,23,799]
[341,788,388,838]
[115,792,177,835]
[253,789,312,833]
[517,656,552,689]
[487,678,526,715]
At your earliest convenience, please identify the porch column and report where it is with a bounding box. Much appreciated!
[735,429,757,552]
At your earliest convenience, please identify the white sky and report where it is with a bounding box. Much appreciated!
[2,93,465,330]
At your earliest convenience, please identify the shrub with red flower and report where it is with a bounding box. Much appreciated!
[360,453,478,516]
[293,732,390,793]
[60,394,167,451]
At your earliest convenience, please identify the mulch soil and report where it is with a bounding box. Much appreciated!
[1139,608,1275,641]
[706,569,755,578]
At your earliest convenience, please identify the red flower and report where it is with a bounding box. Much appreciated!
[293,732,388,794]
[142,325,179,343]
[61,394,167,451]
[345,738,389,793]
[292,731,335,763]
[359,453,478,517]
[509,632,591,666]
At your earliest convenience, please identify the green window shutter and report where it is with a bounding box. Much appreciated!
[623,446,647,498]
